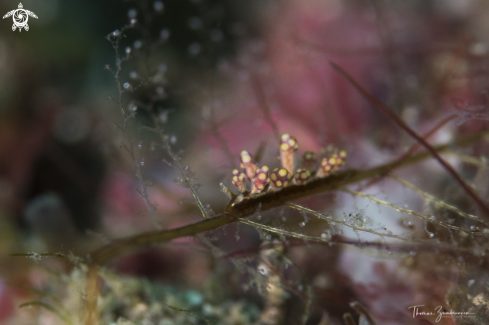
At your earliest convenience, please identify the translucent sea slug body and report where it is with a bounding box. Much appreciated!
[230,134,347,198]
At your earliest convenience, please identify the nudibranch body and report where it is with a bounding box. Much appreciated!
[228,134,347,198]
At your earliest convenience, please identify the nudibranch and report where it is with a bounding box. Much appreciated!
[223,134,347,207]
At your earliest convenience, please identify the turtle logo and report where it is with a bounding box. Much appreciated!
[2,3,38,32]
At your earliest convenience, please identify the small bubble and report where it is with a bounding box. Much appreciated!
[265,235,271,240]
[125,47,131,54]
[112,29,121,37]
[178,199,183,205]
[156,87,165,95]
[299,222,306,227]
[470,42,487,56]
[189,17,203,30]
[154,1,164,12]
[129,103,137,111]
[470,225,477,231]
[134,40,143,49]
[124,82,132,90]
[140,159,145,166]
[159,111,168,123]
[129,71,138,79]
[431,215,437,220]
[170,135,177,144]
[257,215,262,220]
[428,232,435,238]
[29,252,42,262]
[160,29,170,40]
[128,8,137,19]
[203,303,212,315]
[138,142,143,149]
[130,18,137,26]
[159,64,168,72]
[188,43,201,55]
[321,233,327,239]
[468,279,475,287]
